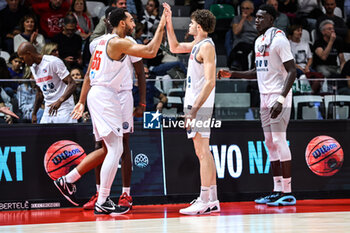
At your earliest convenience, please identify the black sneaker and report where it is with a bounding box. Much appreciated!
[255,192,282,204]
[94,197,130,216]
[267,193,296,206]
[54,176,79,206]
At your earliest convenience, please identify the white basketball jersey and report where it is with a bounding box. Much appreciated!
[184,38,216,108]
[30,55,74,110]
[90,34,141,91]
[254,27,294,94]
[89,34,132,92]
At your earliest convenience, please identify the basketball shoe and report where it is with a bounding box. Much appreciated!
[94,197,130,216]
[83,192,98,210]
[267,193,296,206]
[118,192,133,208]
[179,198,211,215]
[54,176,79,206]
[209,200,220,213]
[255,192,282,204]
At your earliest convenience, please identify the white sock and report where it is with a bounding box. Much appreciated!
[65,168,81,183]
[273,176,283,192]
[97,134,123,205]
[209,185,218,202]
[122,187,130,196]
[96,184,100,193]
[97,187,110,205]
[283,177,292,193]
[200,186,210,203]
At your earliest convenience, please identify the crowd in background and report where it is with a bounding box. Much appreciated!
[1,0,350,124]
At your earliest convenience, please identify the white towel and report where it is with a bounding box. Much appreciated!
[257,27,285,55]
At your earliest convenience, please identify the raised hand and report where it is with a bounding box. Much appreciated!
[30,30,38,44]
[163,2,172,24]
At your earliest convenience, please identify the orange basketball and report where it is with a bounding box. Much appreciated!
[44,140,86,180]
[305,135,344,176]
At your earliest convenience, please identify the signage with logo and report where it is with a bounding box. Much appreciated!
[0,124,164,209]
[163,121,350,196]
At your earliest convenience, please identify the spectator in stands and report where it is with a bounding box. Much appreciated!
[70,0,94,41]
[14,14,45,53]
[0,94,13,124]
[296,0,323,31]
[145,34,187,78]
[313,19,345,78]
[6,52,24,98]
[16,66,43,123]
[133,66,167,113]
[289,24,314,77]
[345,0,350,26]
[141,0,160,43]
[127,0,144,22]
[289,24,324,93]
[52,15,83,70]
[278,0,298,18]
[32,0,70,39]
[0,57,15,124]
[339,60,350,94]
[0,0,29,54]
[41,42,59,57]
[134,22,145,44]
[228,0,257,71]
[267,0,290,33]
[90,0,127,42]
[70,67,83,104]
[316,0,348,42]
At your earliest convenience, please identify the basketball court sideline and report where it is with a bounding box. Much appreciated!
[1,199,350,232]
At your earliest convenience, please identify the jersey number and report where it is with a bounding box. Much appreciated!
[91,50,102,70]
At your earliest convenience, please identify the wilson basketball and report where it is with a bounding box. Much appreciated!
[305,136,344,176]
[44,140,86,180]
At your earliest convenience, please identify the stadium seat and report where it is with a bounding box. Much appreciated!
[0,51,10,62]
[214,93,250,120]
[310,29,317,45]
[293,95,324,120]
[301,29,311,44]
[86,1,106,18]
[210,4,235,20]
[324,95,350,119]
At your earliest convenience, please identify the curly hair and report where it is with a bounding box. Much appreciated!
[190,9,216,34]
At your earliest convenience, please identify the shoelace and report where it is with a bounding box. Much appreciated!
[106,197,118,207]
[68,183,77,193]
[190,197,203,205]
[121,193,131,201]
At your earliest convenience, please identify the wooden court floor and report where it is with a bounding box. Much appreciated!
[1,199,350,232]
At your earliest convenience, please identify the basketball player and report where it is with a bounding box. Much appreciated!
[17,42,77,124]
[217,4,297,206]
[53,8,166,215]
[163,3,220,215]
[83,6,146,210]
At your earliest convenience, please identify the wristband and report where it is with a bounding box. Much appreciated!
[276,95,285,104]
[139,103,146,107]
